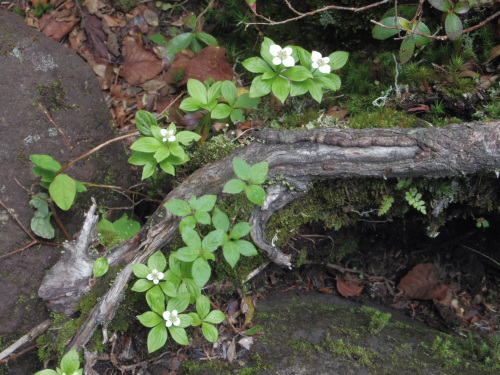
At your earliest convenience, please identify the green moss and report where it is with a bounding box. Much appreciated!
[348,107,416,129]
[111,0,137,13]
[186,132,242,173]
[37,80,67,111]
[360,306,391,334]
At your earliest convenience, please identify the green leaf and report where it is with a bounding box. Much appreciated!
[230,222,251,240]
[212,208,230,232]
[201,322,219,343]
[329,51,349,70]
[168,326,189,345]
[142,161,157,179]
[160,281,178,298]
[128,151,156,166]
[154,146,170,163]
[189,37,202,54]
[167,142,185,159]
[93,257,109,278]
[399,36,416,64]
[187,79,207,104]
[234,239,258,256]
[221,81,238,106]
[372,17,407,40]
[169,254,181,277]
[230,108,245,123]
[30,193,50,217]
[49,174,76,211]
[189,312,202,326]
[180,215,197,231]
[307,79,324,103]
[166,32,194,53]
[147,324,168,353]
[167,293,191,313]
[290,80,309,97]
[179,97,204,112]
[413,22,432,47]
[234,93,261,109]
[132,263,150,278]
[165,199,192,217]
[202,229,225,252]
[149,33,166,45]
[148,251,167,272]
[158,160,174,176]
[242,57,273,74]
[243,324,264,335]
[131,279,153,292]
[181,226,202,250]
[173,247,199,262]
[135,110,157,136]
[272,75,290,104]
[295,46,312,69]
[183,278,201,301]
[137,311,163,328]
[60,349,80,374]
[281,66,312,82]
[245,184,266,206]
[223,241,240,268]
[195,195,217,211]
[314,75,338,91]
[428,0,451,12]
[177,313,194,328]
[454,1,470,14]
[445,12,463,41]
[262,70,276,80]
[192,257,211,286]
[194,210,211,225]
[196,294,211,319]
[260,37,277,69]
[249,161,268,184]
[131,137,164,152]
[249,75,273,98]
[233,157,251,180]
[75,180,87,193]
[204,310,226,324]
[113,214,141,240]
[30,154,61,171]
[146,285,166,315]
[223,179,247,194]
[176,131,201,145]
[34,370,58,375]
[196,32,218,46]
[31,215,54,239]
[207,81,223,102]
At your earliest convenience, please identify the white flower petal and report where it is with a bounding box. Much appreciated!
[311,51,322,62]
[167,129,174,136]
[323,57,330,64]
[283,47,293,56]
[163,138,167,142]
[319,64,331,74]
[312,62,319,69]
[158,272,164,280]
[172,310,178,316]
[269,44,281,57]
[282,56,295,67]
[163,311,170,320]
[166,320,172,327]
[153,279,159,284]
[160,129,168,136]
[272,56,282,66]
[147,274,153,281]
[168,135,176,142]
[173,317,181,326]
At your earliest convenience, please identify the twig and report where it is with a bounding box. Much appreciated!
[37,103,72,150]
[196,0,216,31]
[49,201,72,241]
[459,244,500,268]
[0,320,50,362]
[158,90,186,119]
[241,0,390,27]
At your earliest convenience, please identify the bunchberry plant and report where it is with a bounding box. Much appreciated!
[34,349,82,375]
[242,37,348,103]
[97,214,141,248]
[133,157,268,352]
[128,110,200,179]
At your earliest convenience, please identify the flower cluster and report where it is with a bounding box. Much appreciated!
[161,128,176,142]
[269,44,331,74]
[147,269,164,284]
[163,309,181,327]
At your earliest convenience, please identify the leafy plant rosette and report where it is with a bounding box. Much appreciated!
[242,37,348,103]
[128,110,201,179]
[179,79,261,123]
[34,349,82,375]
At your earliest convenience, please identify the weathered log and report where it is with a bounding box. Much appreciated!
[36,121,500,351]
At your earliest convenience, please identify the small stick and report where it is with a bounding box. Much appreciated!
[0,320,50,362]
[37,103,72,150]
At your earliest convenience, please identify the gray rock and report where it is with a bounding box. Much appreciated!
[0,10,132,362]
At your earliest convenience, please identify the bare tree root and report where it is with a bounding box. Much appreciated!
[36,121,500,352]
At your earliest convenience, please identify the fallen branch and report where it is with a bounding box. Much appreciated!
[36,121,500,352]
[0,319,50,363]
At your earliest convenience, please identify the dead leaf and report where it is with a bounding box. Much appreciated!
[143,8,159,27]
[121,37,163,85]
[397,263,449,301]
[81,15,108,60]
[238,337,254,350]
[485,45,500,64]
[336,278,363,297]
[180,46,234,85]
[142,79,166,92]
[39,6,80,42]
[407,104,430,112]
[101,14,126,28]
[226,339,236,363]
[163,52,192,84]
[480,75,498,90]
[324,106,348,119]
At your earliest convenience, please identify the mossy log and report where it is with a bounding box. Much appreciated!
[37,121,500,352]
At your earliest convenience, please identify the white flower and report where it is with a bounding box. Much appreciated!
[163,309,181,327]
[269,44,295,67]
[147,269,164,284]
[160,128,176,142]
[311,51,331,74]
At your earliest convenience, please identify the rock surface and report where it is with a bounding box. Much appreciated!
[0,10,132,371]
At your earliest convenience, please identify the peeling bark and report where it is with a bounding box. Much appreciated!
[37,121,500,351]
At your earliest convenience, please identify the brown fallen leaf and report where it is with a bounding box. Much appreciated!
[39,6,80,42]
[121,37,164,85]
[180,46,234,85]
[336,278,364,297]
[81,14,108,60]
[397,263,449,301]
